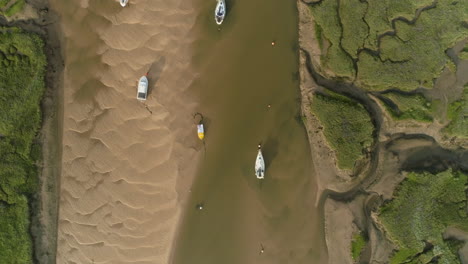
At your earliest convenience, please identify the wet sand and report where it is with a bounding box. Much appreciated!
[171,0,327,263]
[50,0,200,263]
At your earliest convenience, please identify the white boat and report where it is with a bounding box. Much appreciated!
[215,0,226,25]
[255,144,265,179]
[137,75,148,101]
[120,0,128,7]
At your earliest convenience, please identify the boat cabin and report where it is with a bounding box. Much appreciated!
[137,76,148,101]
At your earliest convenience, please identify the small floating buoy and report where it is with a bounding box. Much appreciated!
[267,104,271,108]
[197,124,205,140]
[196,203,204,210]
[271,41,275,46]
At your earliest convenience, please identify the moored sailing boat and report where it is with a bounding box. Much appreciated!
[255,144,265,179]
[215,0,226,25]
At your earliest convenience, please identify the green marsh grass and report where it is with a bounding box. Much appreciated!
[358,0,468,91]
[351,232,367,261]
[310,91,373,170]
[381,93,434,122]
[379,170,468,264]
[4,0,25,17]
[339,0,367,59]
[308,1,355,78]
[0,27,46,263]
[444,87,468,138]
[363,0,433,50]
[308,0,468,91]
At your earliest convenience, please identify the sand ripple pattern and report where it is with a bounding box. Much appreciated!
[52,0,199,263]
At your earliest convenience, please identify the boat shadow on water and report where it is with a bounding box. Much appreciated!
[224,0,236,14]
[145,56,166,98]
[241,165,266,190]
[262,138,279,171]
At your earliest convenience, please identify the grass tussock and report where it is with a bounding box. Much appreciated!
[0,27,46,263]
[363,0,433,50]
[381,93,435,122]
[311,91,374,170]
[459,44,468,60]
[339,0,367,59]
[0,0,25,17]
[444,86,468,138]
[4,0,25,17]
[0,0,8,8]
[351,232,367,261]
[308,1,355,78]
[379,170,468,264]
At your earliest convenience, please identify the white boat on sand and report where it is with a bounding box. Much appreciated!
[215,0,226,25]
[137,75,148,101]
[120,0,128,7]
[255,144,265,179]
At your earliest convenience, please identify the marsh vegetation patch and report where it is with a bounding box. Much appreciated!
[444,85,468,139]
[378,92,436,122]
[310,91,374,170]
[379,170,468,264]
[308,0,468,91]
[0,0,25,17]
[351,232,367,261]
[0,27,46,263]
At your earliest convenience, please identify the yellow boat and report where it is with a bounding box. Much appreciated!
[197,124,204,140]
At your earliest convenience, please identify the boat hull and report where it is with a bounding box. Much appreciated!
[137,76,148,101]
[120,0,128,7]
[215,0,226,25]
[255,149,265,179]
[197,124,204,140]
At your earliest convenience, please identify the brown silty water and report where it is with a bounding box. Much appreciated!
[172,0,327,263]
[50,0,200,263]
[50,0,327,262]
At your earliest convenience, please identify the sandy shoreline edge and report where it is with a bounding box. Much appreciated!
[35,5,64,263]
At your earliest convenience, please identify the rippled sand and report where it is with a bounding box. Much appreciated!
[51,0,199,262]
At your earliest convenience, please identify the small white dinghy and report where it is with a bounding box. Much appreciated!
[215,0,226,25]
[197,124,204,140]
[137,75,148,101]
[255,144,265,179]
[120,0,128,7]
